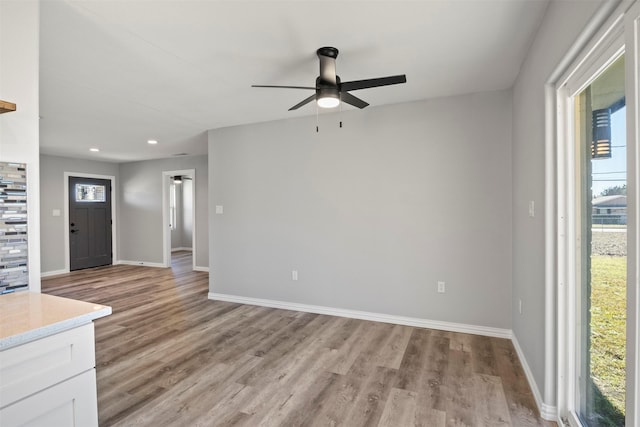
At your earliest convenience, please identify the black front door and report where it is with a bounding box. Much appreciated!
[69,176,112,271]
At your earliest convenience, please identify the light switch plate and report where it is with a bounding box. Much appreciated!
[215,205,223,214]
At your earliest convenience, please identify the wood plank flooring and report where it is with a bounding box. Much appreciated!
[42,252,556,427]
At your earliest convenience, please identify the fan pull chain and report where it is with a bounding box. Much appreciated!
[316,105,319,133]
[339,102,343,128]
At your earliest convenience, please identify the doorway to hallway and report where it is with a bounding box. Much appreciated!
[162,169,196,269]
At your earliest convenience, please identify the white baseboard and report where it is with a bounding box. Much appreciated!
[207,292,512,339]
[193,266,209,272]
[512,334,557,420]
[117,260,166,268]
[541,403,558,422]
[171,247,193,252]
[41,269,69,278]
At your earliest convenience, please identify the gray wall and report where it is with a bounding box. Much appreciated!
[119,155,208,267]
[209,90,512,329]
[40,154,119,273]
[511,0,602,405]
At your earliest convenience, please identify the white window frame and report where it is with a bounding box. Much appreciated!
[555,2,640,425]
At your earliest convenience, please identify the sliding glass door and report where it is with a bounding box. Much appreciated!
[558,3,640,425]
[574,55,627,426]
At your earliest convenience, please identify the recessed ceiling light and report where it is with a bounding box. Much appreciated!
[147,139,158,145]
[90,148,100,152]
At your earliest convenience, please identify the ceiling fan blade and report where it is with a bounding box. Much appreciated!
[252,85,315,90]
[340,92,369,109]
[340,75,407,92]
[289,94,317,111]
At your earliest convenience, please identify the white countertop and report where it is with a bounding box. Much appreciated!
[0,292,111,350]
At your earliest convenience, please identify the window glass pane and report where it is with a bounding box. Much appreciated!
[575,54,626,426]
[75,184,105,202]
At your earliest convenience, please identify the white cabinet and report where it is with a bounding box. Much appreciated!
[0,324,99,427]
[0,369,97,427]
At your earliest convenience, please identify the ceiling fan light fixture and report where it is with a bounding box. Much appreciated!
[173,175,183,184]
[316,87,340,109]
[317,96,340,109]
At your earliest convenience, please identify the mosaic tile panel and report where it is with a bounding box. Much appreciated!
[0,162,28,294]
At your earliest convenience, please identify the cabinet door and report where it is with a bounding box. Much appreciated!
[0,369,98,427]
[0,323,95,408]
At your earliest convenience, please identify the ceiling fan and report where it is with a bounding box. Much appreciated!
[252,47,407,111]
[172,175,192,184]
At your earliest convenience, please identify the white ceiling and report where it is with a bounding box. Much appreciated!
[39,0,550,163]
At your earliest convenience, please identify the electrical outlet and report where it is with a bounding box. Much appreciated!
[292,270,298,281]
[519,299,523,314]
[437,281,445,293]
[528,201,535,217]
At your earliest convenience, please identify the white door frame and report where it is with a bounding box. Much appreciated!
[63,172,117,273]
[624,2,640,424]
[162,169,196,269]
[554,1,639,425]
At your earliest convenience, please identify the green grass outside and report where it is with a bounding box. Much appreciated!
[590,255,626,426]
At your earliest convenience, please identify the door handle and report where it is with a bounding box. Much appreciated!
[70,229,78,233]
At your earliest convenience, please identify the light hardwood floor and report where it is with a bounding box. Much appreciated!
[42,252,556,427]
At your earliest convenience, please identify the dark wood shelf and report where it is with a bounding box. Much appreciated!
[0,100,16,114]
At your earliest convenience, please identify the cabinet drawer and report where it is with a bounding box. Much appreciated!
[0,369,98,427]
[0,323,95,408]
